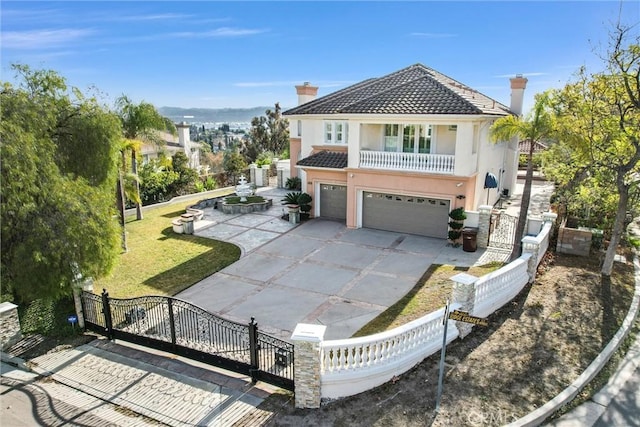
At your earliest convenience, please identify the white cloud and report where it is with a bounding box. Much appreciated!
[410,32,457,38]
[170,27,268,38]
[1,28,95,49]
[116,13,193,22]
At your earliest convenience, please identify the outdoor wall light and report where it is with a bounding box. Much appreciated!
[456,195,466,200]
[456,182,463,187]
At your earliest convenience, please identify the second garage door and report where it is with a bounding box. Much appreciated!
[320,184,347,220]
[362,192,450,238]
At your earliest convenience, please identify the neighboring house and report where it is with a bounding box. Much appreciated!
[141,121,201,170]
[518,139,548,155]
[283,63,527,238]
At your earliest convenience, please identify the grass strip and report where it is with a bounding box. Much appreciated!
[353,261,503,337]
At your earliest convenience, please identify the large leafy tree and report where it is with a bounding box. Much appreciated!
[1,65,121,302]
[545,24,640,277]
[115,96,175,220]
[223,150,248,186]
[244,103,289,163]
[490,94,555,261]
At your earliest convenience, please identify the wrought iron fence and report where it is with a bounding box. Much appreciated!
[80,289,294,391]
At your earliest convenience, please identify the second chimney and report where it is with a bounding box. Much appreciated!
[295,82,318,106]
[509,74,528,116]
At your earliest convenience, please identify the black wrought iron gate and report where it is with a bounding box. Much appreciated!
[81,290,294,391]
[489,211,518,250]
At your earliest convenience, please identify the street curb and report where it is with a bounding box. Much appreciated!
[0,351,28,371]
[506,255,640,427]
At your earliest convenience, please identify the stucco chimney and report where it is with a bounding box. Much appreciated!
[509,74,528,116]
[295,82,318,106]
[176,121,190,148]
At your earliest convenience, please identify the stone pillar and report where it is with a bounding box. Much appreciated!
[73,278,94,329]
[249,163,258,186]
[0,302,22,350]
[477,205,493,248]
[291,323,326,408]
[521,236,539,282]
[450,273,478,338]
[261,165,269,187]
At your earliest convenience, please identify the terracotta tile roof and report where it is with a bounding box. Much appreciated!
[297,151,348,169]
[284,63,512,116]
[518,140,548,153]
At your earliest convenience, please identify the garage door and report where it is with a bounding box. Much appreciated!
[362,192,450,238]
[320,184,347,220]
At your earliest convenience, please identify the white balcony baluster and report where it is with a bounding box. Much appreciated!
[359,150,455,174]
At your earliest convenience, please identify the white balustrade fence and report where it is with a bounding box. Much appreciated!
[319,306,460,399]
[359,150,454,174]
[472,254,531,319]
[299,212,556,404]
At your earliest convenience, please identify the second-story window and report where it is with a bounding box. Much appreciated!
[324,121,348,144]
[385,124,432,153]
[297,120,302,137]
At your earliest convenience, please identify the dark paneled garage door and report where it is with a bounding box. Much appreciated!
[320,184,347,220]
[362,192,450,238]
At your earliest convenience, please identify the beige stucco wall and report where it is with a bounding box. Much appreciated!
[302,167,479,228]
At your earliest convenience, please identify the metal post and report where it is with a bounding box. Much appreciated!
[435,300,450,413]
[167,298,176,347]
[248,317,259,384]
[101,289,114,340]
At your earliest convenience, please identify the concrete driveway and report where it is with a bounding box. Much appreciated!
[179,208,507,340]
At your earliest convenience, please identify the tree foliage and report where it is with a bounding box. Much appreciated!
[223,150,248,185]
[490,94,555,260]
[244,103,289,163]
[1,65,121,302]
[115,95,175,220]
[543,24,640,277]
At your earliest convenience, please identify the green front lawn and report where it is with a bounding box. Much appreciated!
[95,192,240,298]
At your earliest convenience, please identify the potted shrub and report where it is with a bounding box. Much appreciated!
[281,192,313,220]
[448,207,467,246]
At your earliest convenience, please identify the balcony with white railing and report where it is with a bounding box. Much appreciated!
[359,150,455,174]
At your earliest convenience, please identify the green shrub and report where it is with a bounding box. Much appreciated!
[204,176,217,191]
[19,297,81,337]
[281,191,312,213]
[448,230,462,241]
[285,176,302,191]
[256,152,273,167]
[449,207,467,221]
[519,153,543,169]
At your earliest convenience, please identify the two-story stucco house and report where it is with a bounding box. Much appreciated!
[283,63,527,239]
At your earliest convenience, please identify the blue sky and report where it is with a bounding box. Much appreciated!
[2,1,638,114]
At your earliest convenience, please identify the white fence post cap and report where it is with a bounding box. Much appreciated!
[291,323,327,342]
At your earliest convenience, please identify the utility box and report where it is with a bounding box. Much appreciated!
[462,227,478,252]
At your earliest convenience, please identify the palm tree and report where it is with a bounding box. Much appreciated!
[490,95,554,261]
[115,96,175,220]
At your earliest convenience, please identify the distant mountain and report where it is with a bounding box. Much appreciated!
[158,106,274,124]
